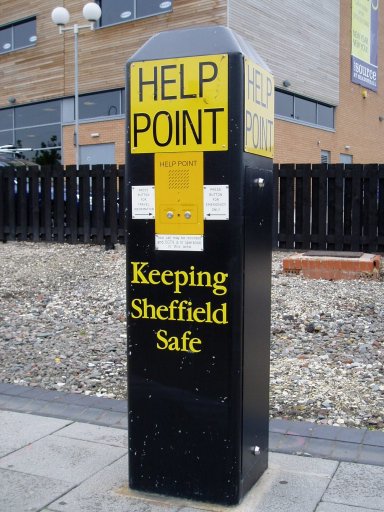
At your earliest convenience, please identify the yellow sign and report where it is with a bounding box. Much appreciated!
[352,0,371,62]
[154,152,204,235]
[244,58,274,158]
[130,55,228,153]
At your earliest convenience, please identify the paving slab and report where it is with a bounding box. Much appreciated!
[322,461,384,510]
[0,434,127,484]
[47,455,179,512]
[0,410,71,457]
[0,467,72,512]
[316,503,380,512]
[45,452,338,512]
[55,421,128,448]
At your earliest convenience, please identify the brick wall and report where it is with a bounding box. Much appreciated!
[275,0,384,164]
[62,119,125,166]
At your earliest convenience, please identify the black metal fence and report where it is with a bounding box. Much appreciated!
[1,163,384,252]
[273,163,384,252]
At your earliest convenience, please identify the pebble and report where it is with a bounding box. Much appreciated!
[0,243,383,430]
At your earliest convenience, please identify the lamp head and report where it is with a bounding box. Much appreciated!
[51,7,70,26]
[83,2,102,22]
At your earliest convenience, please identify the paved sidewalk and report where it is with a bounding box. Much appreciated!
[0,384,383,512]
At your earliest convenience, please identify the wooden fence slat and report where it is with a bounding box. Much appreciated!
[0,169,4,241]
[41,166,52,241]
[5,169,16,241]
[362,164,378,252]
[378,164,384,251]
[79,166,91,244]
[334,164,344,251]
[53,166,65,243]
[29,167,40,242]
[92,165,105,244]
[351,164,363,251]
[16,167,27,241]
[278,164,295,248]
[312,164,327,250]
[118,167,126,244]
[105,165,118,247]
[272,164,279,249]
[66,166,78,243]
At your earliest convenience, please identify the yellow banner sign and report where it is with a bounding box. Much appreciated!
[130,55,228,154]
[244,58,274,158]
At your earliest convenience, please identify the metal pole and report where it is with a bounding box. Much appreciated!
[74,24,79,170]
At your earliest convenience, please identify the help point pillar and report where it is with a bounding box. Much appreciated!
[126,26,274,506]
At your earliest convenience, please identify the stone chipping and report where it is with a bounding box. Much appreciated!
[0,242,383,430]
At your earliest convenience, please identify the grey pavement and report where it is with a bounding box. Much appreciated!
[0,384,383,512]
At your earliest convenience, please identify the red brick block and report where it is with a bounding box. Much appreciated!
[282,253,381,280]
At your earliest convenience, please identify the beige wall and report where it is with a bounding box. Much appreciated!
[228,0,340,105]
[0,0,65,106]
[2,1,384,165]
[274,0,384,164]
[0,0,227,107]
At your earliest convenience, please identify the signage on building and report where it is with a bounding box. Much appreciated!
[130,54,228,153]
[351,0,379,92]
[244,58,274,158]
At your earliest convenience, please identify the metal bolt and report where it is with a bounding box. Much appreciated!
[166,211,174,219]
[254,178,265,188]
[184,211,192,219]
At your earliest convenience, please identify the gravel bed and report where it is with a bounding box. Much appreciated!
[0,242,383,430]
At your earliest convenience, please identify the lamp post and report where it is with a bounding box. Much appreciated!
[51,3,102,169]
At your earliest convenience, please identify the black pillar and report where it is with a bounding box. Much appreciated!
[126,26,274,506]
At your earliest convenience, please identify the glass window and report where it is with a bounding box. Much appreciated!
[0,18,36,54]
[0,109,13,131]
[79,90,121,119]
[275,90,293,118]
[97,0,172,26]
[340,153,353,164]
[15,124,61,151]
[137,0,172,18]
[99,0,134,26]
[15,101,61,128]
[294,97,317,124]
[318,104,334,128]
[121,90,125,115]
[14,19,37,49]
[0,27,12,54]
[276,90,335,129]
[321,150,330,164]
[0,130,13,146]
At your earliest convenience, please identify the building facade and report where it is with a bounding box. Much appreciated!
[0,0,383,165]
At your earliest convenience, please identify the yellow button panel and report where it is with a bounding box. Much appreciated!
[155,152,204,235]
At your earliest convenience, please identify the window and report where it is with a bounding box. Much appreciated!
[15,125,61,152]
[318,104,334,128]
[0,100,61,164]
[0,108,13,131]
[80,90,122,119]
[294,97,317,124]
[0,131,13,147]
[275,89,334,129]
[15,101,60,128]
[340,153,353,164]
[0,18,37,54]
[275,90,293,118]
[321,150,330,164]
[96,0,173,27]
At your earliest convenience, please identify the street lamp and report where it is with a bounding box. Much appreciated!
[51,2,102,169]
